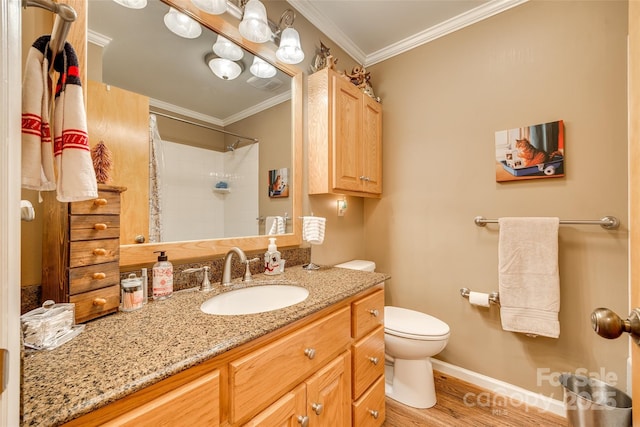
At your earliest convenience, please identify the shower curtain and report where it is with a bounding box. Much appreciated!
[149,114,163,242]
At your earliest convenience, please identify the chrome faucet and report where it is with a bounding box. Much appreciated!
[183,266,212,292]
[221,247,247,286]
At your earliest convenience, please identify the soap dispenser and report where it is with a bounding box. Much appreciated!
[152,251,173,300]
[264,238,281,275]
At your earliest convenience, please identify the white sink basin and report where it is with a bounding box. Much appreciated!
[200,284,309,315]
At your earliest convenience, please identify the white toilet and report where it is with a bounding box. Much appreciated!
[335,260,451,409]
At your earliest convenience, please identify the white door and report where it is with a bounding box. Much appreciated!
[0,0,23,425]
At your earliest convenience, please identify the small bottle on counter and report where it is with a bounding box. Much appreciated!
[264,237,281,275]
[152,251,173,300]
[120,273,144,312]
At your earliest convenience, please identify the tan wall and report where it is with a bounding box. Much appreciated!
[365,0,629,397]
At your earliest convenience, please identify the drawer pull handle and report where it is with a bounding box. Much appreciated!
[369,309,379,317]
[368,409,379,419]
[93,248,107,256]
[93,198,108,206]
[368,356,379,365]
[311,403,323,415]
[92,272,106,280]
[304,348,316,360]
[93,297,107,306]
[93,223,108,230]
[297,415,309,427]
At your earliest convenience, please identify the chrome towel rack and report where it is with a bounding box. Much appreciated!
[460,288,500,306]
[474,216,620,230]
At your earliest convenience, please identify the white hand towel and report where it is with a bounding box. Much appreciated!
[302,216,326,245]
[266,216,285,235]
[498,217,560,338]
[21,36,56,191]
[52,39,98,202]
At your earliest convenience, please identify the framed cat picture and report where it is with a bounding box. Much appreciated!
[495,119,564,182]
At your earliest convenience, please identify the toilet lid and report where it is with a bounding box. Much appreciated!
[384,306,450,338]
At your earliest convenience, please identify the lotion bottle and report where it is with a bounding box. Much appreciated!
[152,251,173,300]
[264,238,281,275]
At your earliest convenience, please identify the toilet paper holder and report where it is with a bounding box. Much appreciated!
[460,288,500,306]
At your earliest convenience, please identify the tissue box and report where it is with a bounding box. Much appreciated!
[21,300,84,350]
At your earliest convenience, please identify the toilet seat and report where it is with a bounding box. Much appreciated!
[384,306,450,341]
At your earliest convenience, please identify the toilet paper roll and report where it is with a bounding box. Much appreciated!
[468,291,491,308]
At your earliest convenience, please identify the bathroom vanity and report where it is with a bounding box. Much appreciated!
[21,266,387,427]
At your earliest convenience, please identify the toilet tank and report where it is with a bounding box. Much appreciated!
[334,260,376,272]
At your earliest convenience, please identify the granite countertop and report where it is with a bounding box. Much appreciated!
[21,266,388,427]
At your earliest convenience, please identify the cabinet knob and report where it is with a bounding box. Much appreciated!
[368,409,379,419]
[368,356,379,365]
[297,415,309,427]
[92,272,106,280]
[93,297,107,306]
[93,198,108,206]
[134,235,146,244]
[311,403,324,415]
[304,348,316,360]
[93,248,107,256]
[93,223,108,230]
[369,309,379,317]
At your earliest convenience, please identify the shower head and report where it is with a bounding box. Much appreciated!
[226,139,241,152]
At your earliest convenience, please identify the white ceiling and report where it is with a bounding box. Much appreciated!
[88,0,528,124]
[289,0,527,66]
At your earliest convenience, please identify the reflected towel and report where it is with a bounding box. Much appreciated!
[498,217,560,338]
[302,216,326,245]
[266,216,285,235]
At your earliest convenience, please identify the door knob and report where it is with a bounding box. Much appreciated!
[591,307,640,343]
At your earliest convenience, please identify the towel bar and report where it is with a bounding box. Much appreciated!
[474,216,619,230]
[460,288,500,306]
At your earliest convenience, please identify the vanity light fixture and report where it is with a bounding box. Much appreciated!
[164,7,202,39]
[274,9,304,65]
[191,0,227,15]
[238,0,271,43]
[249,56,276,78]
[206,52,243,80]
[212,35,244,61]
[112,0,147,9]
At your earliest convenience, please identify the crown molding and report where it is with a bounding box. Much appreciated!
[87,29,112,48]
[223,91,291,126]
[288,0,528,67]
[149,98,225,127]
[365,0,529,66]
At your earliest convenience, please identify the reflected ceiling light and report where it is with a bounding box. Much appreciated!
[206,53,243,80]
[112,0,147,9]
[238,0,271,43]
[191,0,227,15]
[212,35,244,61]
[164,7,202,39]
[249,56,276,78]
[276,27,304,64]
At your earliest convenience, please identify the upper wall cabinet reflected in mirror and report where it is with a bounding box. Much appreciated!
[87,0,294,245]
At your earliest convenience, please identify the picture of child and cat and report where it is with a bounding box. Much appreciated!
[495,119,564,182]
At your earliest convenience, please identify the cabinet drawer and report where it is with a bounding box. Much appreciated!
[103,370,220,427]
[352,376,385,427]
[70,190,121,215]
[69,239,119,268]
[69,284,119,323]
[70,215,120,241]
[69,261,120,295]
[352,289,384,339]
[352,326,385,399]
[230,307,351,423]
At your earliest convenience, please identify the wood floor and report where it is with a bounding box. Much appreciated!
[382,372,567,427]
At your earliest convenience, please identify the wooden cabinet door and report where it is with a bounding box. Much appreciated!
[243,384,307,427]
[306,352,352,427]
[333,75,363,193]
[361,95,382,194]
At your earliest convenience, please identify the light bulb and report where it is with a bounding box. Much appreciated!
[212,35,244,61]
[250,56,276,78]
[164,7,202,39]
[276,27,304,64]
[238,0,271,43]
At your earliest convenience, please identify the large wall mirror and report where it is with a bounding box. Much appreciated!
[88,0,302,268]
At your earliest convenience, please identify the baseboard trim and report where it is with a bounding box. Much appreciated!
[432,359,566,418]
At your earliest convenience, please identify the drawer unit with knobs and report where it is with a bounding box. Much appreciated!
[42,184,126,323]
